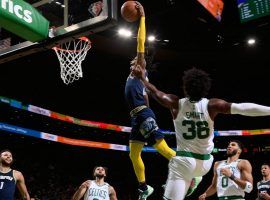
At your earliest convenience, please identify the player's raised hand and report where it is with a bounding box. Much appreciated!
[135,1,145,16]
[220,167,232,177]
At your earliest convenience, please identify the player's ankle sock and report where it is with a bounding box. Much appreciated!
[139,182,148,191]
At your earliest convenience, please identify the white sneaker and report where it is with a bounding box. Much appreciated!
[138,185,154,200]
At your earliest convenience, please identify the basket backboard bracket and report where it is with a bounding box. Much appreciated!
[0,0,118,64]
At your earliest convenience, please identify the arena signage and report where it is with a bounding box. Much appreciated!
[0,0,49,41]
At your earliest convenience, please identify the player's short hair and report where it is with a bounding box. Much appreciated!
[182,67,211,101]
[92,166,108,177]
[0,149,12,156]
[230,140,244,150]
[262,163,270,168]
[130,48,156,70]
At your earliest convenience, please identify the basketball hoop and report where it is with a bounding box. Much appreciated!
[52,37,91,85]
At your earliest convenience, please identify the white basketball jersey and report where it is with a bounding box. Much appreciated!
[84,180,110,200]
[173,98,214,154]
[216,160,245,197]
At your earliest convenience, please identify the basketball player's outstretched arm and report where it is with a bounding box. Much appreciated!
[72,180,90,200]
[133,2,151,108]
[198,162,218,200]
[132,66,179,110]
[208,98,270,120]
[135,1,145,67]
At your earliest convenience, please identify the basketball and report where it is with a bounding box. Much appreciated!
[121,1,140,22]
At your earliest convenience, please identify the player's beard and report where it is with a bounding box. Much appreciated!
[227,149,238,157]
[95,174,105,179]
[0,160,12,167]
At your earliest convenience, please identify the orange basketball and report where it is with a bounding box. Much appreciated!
[121,1,140,22]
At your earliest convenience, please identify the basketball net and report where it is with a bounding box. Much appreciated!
[52,37,91,85]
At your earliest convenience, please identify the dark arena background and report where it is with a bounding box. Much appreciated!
[1,0,270,199]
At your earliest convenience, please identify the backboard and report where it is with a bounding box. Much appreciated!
[0,0,118,64]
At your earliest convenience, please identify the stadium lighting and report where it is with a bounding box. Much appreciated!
[118,28,132,37]
[148,35,155,42]
[247,38,256,45]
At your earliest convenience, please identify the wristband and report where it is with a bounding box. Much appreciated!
[244,181,253,193]
[229,174,236,180]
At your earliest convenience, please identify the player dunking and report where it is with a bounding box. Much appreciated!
[132,66,270,200]
[124,2,176,199]
[0,149,30,200]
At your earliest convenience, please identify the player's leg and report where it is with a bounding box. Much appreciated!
[164,156,197,199]
[129,141,153,200]
[186,154,214,197]
[129,141,145,183]
[164,177,190,200]
[153,138,176,160]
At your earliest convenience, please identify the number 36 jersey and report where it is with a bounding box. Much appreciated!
[173,98,214,154]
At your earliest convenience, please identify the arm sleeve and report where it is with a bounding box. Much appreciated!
[137,16,146,53]
[231,103,270,116]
